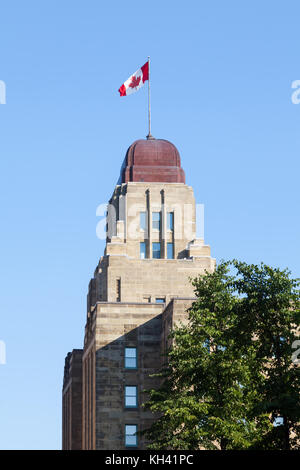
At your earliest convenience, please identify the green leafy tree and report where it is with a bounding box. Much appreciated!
[142,261,300,450]
[232,260,300,449]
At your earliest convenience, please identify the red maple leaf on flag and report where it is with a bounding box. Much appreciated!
[129,75,141,89]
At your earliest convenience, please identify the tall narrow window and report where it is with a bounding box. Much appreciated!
[125,347,137,369]
[167,242,174,259]
[125,386,138,408]
[152,242,161,259]
[140,242,146,259]
[167,212,174,231]
[125,424,138,447]
[116,278,121,302]
[152,212,161,230]
[140,211,147,231]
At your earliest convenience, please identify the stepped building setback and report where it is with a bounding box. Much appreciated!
[62,136,215,450]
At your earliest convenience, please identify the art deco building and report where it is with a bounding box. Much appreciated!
[62,137,215,450]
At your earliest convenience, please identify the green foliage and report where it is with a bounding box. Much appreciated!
[142,261,300,450]
[232,260,300,449]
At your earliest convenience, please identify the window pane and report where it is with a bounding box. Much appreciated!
[167,242,174,259]
[125,358,136,368]
[167,212,174,231]
[152,242,161,259]
[125,396,137,407]
[155,298,165,304]
[126,425,137,434]
[125,425,137,446]
[126,386,137,396]
[125,348,136,358]
[140,242,146,259]
[140,212,146,231]
[125,348,137,369]
[125,385,137,408]
[152,212,161,230]
[125,435,137,446]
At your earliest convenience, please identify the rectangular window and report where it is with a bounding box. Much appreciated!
[125,347,137,369]
[125,424,138,447]
[167,212,174,231]
[140,212,147,231]
[152,212,161,230]
[155,298,165,304]
[116,278,121,302]
[140,242,146,259]
[125,386,138,408]
[167,242,174,259]
[152,242,161,259]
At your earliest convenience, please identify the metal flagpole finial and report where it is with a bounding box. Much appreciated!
[146,56,155,140]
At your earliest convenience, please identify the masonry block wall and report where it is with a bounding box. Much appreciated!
[62,138,215,449]
[62,349,83,450]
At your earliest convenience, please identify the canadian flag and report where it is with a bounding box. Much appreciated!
[118,61,149,97]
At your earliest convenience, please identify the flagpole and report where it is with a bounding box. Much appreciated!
[147,56,153,139]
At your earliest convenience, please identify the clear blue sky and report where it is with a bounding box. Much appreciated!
[0,1,299,450]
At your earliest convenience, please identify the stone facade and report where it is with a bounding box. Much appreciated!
[62,138,215,450]
[90,181,214,307]
[62,349,83,450]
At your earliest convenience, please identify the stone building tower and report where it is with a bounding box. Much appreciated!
[62,137,215,450]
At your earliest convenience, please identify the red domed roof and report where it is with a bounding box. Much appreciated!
[120,138,185,184]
